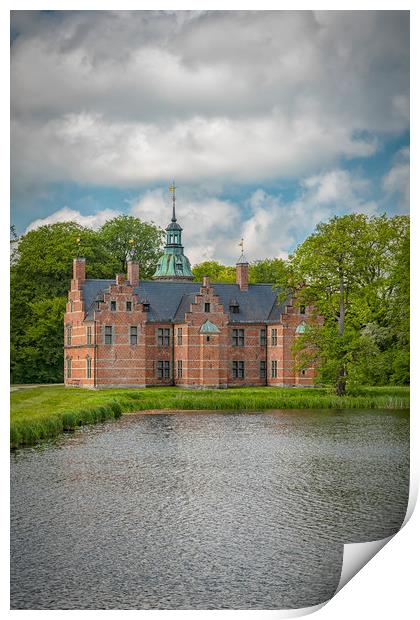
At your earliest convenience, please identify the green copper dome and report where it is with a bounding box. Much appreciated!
[153,185,194,281]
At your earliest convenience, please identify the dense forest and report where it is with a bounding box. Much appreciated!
[10,213,409,393]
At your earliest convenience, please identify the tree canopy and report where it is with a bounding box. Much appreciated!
[11,218,164,383]
[282,213,409,394]
[98,215,165,277]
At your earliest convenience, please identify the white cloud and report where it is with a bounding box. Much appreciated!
[25,206,121,233]
[11,11,409,192]
[129,168,379,264]
[130,188,241,265]
[238,169,378,261]
[23,167,381,264]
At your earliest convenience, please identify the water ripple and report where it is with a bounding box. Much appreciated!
[11,409,409,609]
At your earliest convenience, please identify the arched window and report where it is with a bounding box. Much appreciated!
[86,356,92,379]
[295,322,308,335]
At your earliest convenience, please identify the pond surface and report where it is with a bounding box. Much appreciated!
[11,409,409,610]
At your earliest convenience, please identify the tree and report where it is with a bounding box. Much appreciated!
[10,222,113,383]
[193,258,288,284]
[11,297,67,384]
[249,258,288,284]
[285,214,409,395]
[192,261,236,283]
[98,215,164,277]
[10,217,166,383]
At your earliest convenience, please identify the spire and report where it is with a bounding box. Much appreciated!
[169,180,176,222]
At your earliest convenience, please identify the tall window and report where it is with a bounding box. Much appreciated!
[130,326,138,345]
[86,326,92,345]
[300,305,306,315]
[157,328,170,346]
[177,360,183,378]
[126,301,132,312]
[157,360,170,379]
[232,360,245,379]
[110,300,117,311]
[271,328,277,346]
[260,360,266,379]
[232,328,245,347]
[271,360,278,378]
[177,328,183,345]
[66,357,72,379]
[260,328,267,346]
[86,356,92,379]
[66,325,72,346]
[104,325,113,344]
[204,302,210,313]
[69,300,74,312]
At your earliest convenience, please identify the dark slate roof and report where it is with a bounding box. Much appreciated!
[82,279,287,323]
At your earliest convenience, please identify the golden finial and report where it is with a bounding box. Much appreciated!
[169,180,177,221]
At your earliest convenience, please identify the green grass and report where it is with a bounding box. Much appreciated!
[10,385,410,449]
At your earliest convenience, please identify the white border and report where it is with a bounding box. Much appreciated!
[3,2,417,619]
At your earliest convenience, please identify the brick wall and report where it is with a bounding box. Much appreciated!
[64,271,320,389]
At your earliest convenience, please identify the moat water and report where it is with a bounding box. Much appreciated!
[11,409,409,610]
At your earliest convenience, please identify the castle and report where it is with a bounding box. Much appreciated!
[64,193,316,388]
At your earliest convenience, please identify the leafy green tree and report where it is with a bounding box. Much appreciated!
[11,297,67,383]
[98,215,164,277]
[11,222,113,383]
[10,217,164,383]
[192,261,236,283]
[193,258,287,284]
[249,258,288,284]
[285,214,409,395]
[12,222,112,298]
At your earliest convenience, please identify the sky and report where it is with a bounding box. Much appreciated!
[10,9,410,266]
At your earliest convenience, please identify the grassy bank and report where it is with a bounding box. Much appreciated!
[10,385,409,448]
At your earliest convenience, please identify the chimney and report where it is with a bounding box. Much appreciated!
[116,273,125,286]
[127,260,139,287]
[73,257,86,283]
[236,261,249,291]
[202,276,210,288]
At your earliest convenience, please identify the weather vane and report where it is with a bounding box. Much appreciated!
[169,180,177,221]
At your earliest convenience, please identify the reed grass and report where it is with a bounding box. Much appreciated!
[10,385,409,449]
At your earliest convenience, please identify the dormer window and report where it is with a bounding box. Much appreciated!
[300,305,306,315]
[229,298,240,314]
[204,302,210,313]
[141,298,150,312]
[110,300,116,312]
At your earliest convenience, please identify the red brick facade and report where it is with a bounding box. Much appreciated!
[64,258,318,389]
